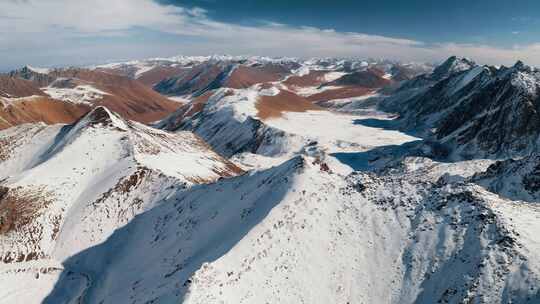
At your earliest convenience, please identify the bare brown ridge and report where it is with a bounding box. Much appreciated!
[0,97,89,130]
[256,89,322,120]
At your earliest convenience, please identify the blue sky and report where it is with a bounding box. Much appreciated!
[2,0,540,70]
[162,0,540,46]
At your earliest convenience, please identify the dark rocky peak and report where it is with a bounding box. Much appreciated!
[9,66,56,87]
[431,56,476,81]
[75,106,126,129]
[513,60,527,70]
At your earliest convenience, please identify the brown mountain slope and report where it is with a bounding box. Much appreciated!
[305,68,391,102]
[225,65,291,89]
[137,66,188,86]
[283,70,328,87]
[0,76,45,98]
[256,89,322,120]
[326,68,390,88]
[0,96,89,130]
[94,65,188,87]
[66,70,182,123]
[154,63,233,96]
[11,68,182,124]
[306,87,375,102]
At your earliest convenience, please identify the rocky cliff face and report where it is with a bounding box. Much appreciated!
[382,57,540,159]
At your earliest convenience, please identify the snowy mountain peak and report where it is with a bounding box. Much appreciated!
[513,60,527,70]
[432,56,476,80]
[498,62,540,95]
[76,106,127,130]
[23,65,51,75]
[508,60,537,75]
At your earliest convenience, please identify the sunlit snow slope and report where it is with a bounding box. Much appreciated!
[0,107,242,303]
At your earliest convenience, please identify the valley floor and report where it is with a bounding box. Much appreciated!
[264,109,419,154]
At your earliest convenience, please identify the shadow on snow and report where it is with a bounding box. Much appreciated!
[44,157,302,303]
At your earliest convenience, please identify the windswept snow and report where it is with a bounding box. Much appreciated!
[511,71,539,95]
[43,85,110,105]
[26,66,50,74]
[206,89,259,122]
[324,71,347,82]
[450,65,485,95]
[168,96,191,103]
[0,95,42,104]
[294,85,343,97]
[322,92,381,109]
[39,154,540,304]
[264,109,419,154]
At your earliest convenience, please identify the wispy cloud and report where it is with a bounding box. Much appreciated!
[2,0,540,69]
[0,0,188,33]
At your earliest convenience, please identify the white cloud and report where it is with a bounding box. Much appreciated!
[1,0,540,69]
[0,0,188,33]
[431,43,540,66]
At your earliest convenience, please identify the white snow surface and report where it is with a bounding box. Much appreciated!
[322,92,381,109]
[168,95,191,103]
[294,85,343,97]
[26,65,51,74]
[43,84,110,105]
[450,65,486,95]
[38,155,540,304]
[264,109,419,155]
[511,71,539,96]
[0,95,42,104]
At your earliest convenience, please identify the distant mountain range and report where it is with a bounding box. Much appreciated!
[0,56,431,130]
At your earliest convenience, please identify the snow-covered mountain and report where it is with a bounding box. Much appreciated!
[94,55,431,104]
[157,86,312,158]
[471,153,540,202]
[3,54,540,304]
[380,56,540,159]
[39,148,540,304]
[94,55,301,88]
[0,107,242,302]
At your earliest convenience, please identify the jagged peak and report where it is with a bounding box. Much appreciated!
[432,56,476,80]
[514,60,526,69]
[511,60,535,73]
[491,60,540,94]
[23,65,51,75]
[76,106,128,130]
[34,106,129,164]
[493,60,535,77]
